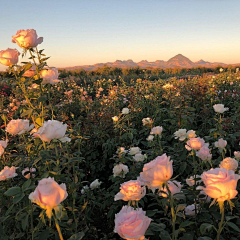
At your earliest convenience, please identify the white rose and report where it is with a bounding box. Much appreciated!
[122,108,129,114]
[33,120,68,143]
[81,186,89,194]
[129,147,141,155]
[146,135,154,141]
[133,153,145,162]
[213,104,229,113]
[185,204,199,216]
[6,119,34,135]
[113,164,129,178]
[150,126,163,135]
[174,129,187,141]
[90,179,101,189]
[40,67,63,85]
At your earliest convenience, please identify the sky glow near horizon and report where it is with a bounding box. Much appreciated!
[0,0,240,71]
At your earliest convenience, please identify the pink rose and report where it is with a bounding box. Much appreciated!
[6,119,34,135]
[23,64,36,77]
[201,168,240,202]
[185,137,206,151]
[12,29,43,49]
[0,48,20,66]
[29,177,68,218]
[114,180,146,201]
[159,180,182,198]
[214,138,227,149]
[0,166,18,181]
[140,153,173,188]
[150,126,163,135]
[196,146,212,161]
[114,206,151,240]
[219,157,238,171]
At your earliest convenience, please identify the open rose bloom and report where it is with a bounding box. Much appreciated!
[40,67,63,85]
[159,180,182,198]
[0,48,20,66]
[0,166,18,181]
[114,180,146,201]
[12,29,43,49]
[0,139,8,157]
[29,177,68,218]
[6,119,34,135]
[201,168,240,205]
[185,137,206,151]
[140,153,173,189]
[114,206,151,240]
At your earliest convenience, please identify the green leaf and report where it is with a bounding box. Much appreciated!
[21,214,29,231]
[197,237,212,240]
[13,193,25,204]
[68,232,85,240]
[200,223,213,235]
[159,230,171,240]
[226,222,240,232]
[149,222,166,231]
[4,187,21,196]
[22,179,31,192]
[21,109,33,117]
[179,221,195,229]
[38,230,50,240]
[38,96,48,103]
[176,204,186,213]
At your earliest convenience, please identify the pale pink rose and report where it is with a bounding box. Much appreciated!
[40,67,63,85]
[12,29,43,49]
[29,177,68,218]
[142,117,153,126]
[185,204,199,216]
[0,139,8,149]
[23,64,36,77]
[140,154,173,188]
[22,168,36,179]
[159,180,182,198]
[0,48,20,66]
[114,180,146,201]
[150,126,163,135]
[214,138,227,149]
[196,146,212,161]
[129,147,141,156]
[174,129,187,141]
[114,206,151,240]
[33,120,68,143]
[186,130,196,139]
[186,175,202,186]
[201,168,240,202]
[6,119,34,135]
[0,166,18,181]
[185,137,206,151]
[234,151,240,160]
[133,153,145,162]
[219,157,238,171]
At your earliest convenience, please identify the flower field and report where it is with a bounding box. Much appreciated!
[0,29,240,240]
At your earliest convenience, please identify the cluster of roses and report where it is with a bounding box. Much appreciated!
[112,104,240,240]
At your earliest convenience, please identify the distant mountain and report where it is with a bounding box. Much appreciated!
[62,54,236,71]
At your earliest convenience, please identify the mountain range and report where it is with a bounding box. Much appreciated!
[63,54,237,71]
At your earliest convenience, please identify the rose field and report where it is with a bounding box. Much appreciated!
[0,30,240,240]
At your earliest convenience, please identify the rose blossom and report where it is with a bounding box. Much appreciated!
[114,180,146,201]
[116,147,127,155]
[0,166,18,181]
[112,116,119,122]
[214,138,227,149]
[234,151,240,160]
[185,137,206,151]
[22,168,36,179]
[174,129,187,141]
[40,67,63,85]
[129,147,141,155]
[114,206,151,240]
[6,119,34,135]
[133,153,145,162]
[186,175,202,186]
[201,168,240,202]
[29,177,68,218]
[142,117,153,126]
[122,108,129,114]
[150,126,163,135]
[213,104,229,113]
[140,153,173,188]
[186,130,196,139]
[159,180,182,198]
[196,146,212,161]
[219,157,238,171]
[0,48,20,66]
[12,29,43,49]
[32,120,70,143]
[0,139,8,157]
[90,179,101,189]
[185,204,199,216]
[23,64,36,77]
[113,164,129,178]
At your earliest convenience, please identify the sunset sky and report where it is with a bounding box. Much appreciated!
[1,0,240,71]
